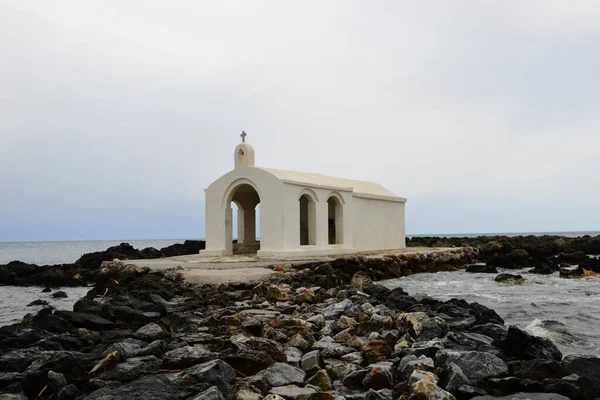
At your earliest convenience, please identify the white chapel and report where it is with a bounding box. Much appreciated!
[201,133,407,257]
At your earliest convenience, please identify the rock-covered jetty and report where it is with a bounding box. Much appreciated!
[2,234,600,399]
[1,246,600,400]
[0,241,205,287]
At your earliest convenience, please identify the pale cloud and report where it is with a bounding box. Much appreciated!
[0,1,599,240]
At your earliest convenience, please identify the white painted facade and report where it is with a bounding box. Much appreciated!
[201,140,407,257]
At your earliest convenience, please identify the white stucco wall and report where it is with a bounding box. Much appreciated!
[352,196,406,250]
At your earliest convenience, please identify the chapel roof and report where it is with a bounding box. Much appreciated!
[258,167,405,202]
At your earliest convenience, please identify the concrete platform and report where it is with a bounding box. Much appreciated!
[124,247,462,285]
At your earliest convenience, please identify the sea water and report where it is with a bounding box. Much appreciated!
[382,268,600,356]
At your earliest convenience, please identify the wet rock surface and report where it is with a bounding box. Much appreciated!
[1,236,600,399]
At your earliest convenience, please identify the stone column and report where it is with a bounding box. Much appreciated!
[316,199,328,248]
[244,208,256,243]
[237,207,245,244]
[225,206,233,255]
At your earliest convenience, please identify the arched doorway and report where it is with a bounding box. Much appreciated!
[299,194,316,246]
[327,196,343,245]
[228,183,260,254]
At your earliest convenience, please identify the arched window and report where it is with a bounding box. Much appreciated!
[299,194,316,245]
[327,196,344,244]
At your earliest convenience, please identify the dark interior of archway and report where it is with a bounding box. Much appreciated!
[328,197,337,244]
[231,184,260,254]
[299,195,309,246]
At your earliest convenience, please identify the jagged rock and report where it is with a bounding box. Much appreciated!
[326,359,360,381]
[134,322,169,341]
[57,384,80,400]
[557,251,588,264]
[52,291,68,298]
[469,323,507,340]
[288,334,310,352]
[136,340,168,357]
[397,355,435,382]
[307,314,325,328]
[471,393,569,400]
[436,350,508,381]
[186,359,236,385]
[334,327,356,342]
[82,374,188,400]
[343,368,370,389]
[54,311,115,330]
[494,273,525,284]
[258,362,305,387]
[362,362,393,390]
[323,299,353,318]
[345,389,392,400]
[102,338,147,359]
[395,338,445,360]
[335,315,358,331]
[160,346,216,369]
[27,299,49,306]
[509,359,565,381]
[190,386,224,400]
[492,325,562,361]
[236,390,263,400]
[528,264,554,274]
[32,308,73,333]
[559,266,585,278]
[306,369,332,391]
[322,344,355,358]
[47,370,67,392]
[285,347,303,365]
[267,284,293,302]
[505,249,531,267]
[397,312,448,341]
[268,386,317,400]
[465,264,498,273]
[562,354,600,387]
[408,369,455,400]
[441,362,470,392]
[543,373,598,400]
[90,351,121,376]
[350,271,373,288]
[300,350,324,376]
[0,394,28,400]
[442,331,502,357]
[486,255,517,269]
[96,356,161,382]
[362,339,392,364]
[341,351,364,365]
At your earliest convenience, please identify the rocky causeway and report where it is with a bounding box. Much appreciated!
[1,234,600,399]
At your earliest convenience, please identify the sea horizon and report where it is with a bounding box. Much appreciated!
[1,230,598,265]
[1,229,599,244]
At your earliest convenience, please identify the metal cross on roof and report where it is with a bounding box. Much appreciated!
[240,131,247,143]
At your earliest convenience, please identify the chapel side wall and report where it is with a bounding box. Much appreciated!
[352,197,405,250]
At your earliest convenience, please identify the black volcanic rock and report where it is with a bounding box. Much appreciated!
[466,264,498,273]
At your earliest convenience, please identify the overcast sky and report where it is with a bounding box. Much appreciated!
[1,1,599,241]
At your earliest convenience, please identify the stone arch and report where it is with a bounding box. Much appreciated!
[297,187,319,203]
[223,178,261,254]
[326,191,345,204]
[223,178,262,209]
[299,190,317,246]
